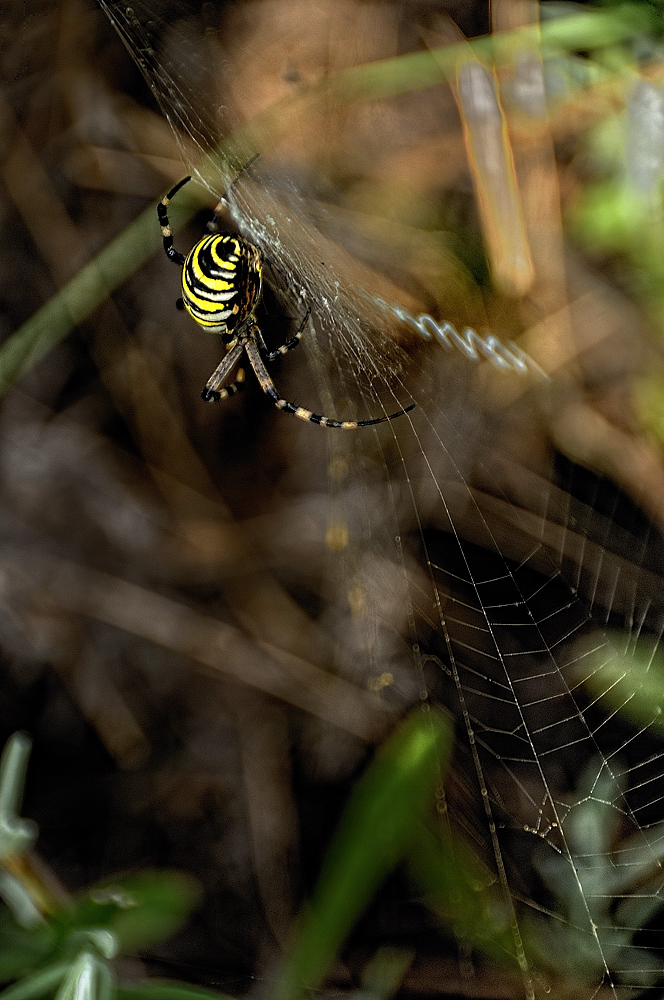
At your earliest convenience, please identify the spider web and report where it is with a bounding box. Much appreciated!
[97,2,664,996]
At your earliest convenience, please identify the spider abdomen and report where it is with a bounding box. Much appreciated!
[160,175,415,427]
[182,233,262,333]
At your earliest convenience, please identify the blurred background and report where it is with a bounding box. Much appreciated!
[3,0,664,998]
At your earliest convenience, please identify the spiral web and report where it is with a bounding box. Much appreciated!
[98,2,664,996]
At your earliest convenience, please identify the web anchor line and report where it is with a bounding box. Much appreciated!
[371,296,547,377]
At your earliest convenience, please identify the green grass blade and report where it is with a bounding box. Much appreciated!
[0,187,202,399]
[272,708,452,1000]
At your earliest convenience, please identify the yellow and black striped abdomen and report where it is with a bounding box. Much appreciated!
[181,234,262,333]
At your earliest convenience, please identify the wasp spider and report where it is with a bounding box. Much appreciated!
[158,176,415,429]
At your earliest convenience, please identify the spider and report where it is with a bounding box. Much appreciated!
[158,175,415,429]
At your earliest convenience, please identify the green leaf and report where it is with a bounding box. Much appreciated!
[54,952,113,1000]
[0,873,44,931]
[0,963,69,1000]
[0,906,54,981]
[66,871,199,955]
[273,708,452,1000]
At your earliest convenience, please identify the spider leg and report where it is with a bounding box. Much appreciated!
[202,341,245,402]
[267,306,311,360]
[206,212,221,235]
[158,176,191,266]
[213,368,245,399]
[243,333,415,429]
